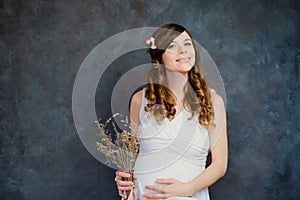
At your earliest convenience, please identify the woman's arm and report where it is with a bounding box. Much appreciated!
[187,93,228,194]
[115,90,142,199]
[143,93,228,199]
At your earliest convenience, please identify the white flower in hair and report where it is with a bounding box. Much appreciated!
[146,36,156,49]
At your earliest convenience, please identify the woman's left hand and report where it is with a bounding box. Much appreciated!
[143,178,193,199]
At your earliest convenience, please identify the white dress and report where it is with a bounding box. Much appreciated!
[133,89,210,200]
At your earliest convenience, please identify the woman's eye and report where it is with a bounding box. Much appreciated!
[168,44,175,49]
[185,42,192,46]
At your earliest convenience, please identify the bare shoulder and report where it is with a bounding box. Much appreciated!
[130,90,143,108]
[130,90,143,125]
[210,90,226,114]
[211,91,224,105]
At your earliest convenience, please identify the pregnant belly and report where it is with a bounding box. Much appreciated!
[134,153,205,196]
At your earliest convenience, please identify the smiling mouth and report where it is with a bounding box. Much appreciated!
[176,57,190,63]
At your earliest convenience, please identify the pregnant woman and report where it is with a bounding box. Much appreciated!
[115,23,228,200]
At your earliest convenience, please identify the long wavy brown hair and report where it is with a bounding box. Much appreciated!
[145,23,214,128]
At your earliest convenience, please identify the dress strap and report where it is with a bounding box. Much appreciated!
[209,88,216,94]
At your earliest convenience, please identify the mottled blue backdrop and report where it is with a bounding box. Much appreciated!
[1,0,299,200]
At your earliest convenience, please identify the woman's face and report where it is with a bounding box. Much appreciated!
[162,31,195,75]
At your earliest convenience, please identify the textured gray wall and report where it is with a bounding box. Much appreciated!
[1,0,299,199]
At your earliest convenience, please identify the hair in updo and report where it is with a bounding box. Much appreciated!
[145,23,214,128]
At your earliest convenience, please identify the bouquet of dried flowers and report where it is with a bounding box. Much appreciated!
[95,113,139,200]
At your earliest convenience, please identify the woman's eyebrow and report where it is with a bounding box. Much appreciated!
[172,38,192,43]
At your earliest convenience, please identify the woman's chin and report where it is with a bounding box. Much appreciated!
[179,64,193,72]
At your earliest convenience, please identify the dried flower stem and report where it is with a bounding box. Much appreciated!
[95,113,139,200]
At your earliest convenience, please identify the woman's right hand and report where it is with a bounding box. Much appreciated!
[115,171,138,199]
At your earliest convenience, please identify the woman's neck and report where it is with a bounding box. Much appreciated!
[166,70,188,102]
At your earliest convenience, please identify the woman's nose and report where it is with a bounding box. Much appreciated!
[178,45,187,54]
